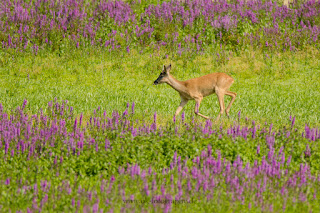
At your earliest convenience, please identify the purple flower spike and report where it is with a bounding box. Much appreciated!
[123,109,128,117]
[131,102,135,114]
[105,139,110,151]
[22,99,27,110]
[304,145,311,158]
[207,145,212,157]
[93,203,99,213]
[292,116,296,127]
[287,155,292,166]
[74,118,78,132]
[181,111,185,122]
[5,178,10,185]
[96,143,99,152]
[153,112,157,123]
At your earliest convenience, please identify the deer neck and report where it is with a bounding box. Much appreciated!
[166,74,188,94]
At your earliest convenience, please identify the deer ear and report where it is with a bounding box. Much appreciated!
[166,64,171,73]
[163,65,166,72]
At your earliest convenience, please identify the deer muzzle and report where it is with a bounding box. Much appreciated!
[153,76,163,85]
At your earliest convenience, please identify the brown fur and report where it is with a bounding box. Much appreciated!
[153,64,237,120]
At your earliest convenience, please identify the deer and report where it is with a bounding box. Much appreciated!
[153,64,237,121]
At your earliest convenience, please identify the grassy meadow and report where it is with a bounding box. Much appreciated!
[1,0,320,212]
[1,47,320,126]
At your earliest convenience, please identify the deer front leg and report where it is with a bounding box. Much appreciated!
[194,97,210,120]
[174,97,188,118]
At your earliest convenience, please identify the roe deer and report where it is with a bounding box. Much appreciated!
[153,64,237,120]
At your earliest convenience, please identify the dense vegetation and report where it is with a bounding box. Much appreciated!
[0,0,320,212]
[1,0,320,53]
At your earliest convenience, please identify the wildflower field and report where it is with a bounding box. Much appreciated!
[1,0,320,212]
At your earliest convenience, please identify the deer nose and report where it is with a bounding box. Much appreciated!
[153,81,158,85]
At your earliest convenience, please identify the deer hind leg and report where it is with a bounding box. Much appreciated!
[225,91,237,118]
[174,97,188,118]
[216,91,225,121]
[194,97,210,120]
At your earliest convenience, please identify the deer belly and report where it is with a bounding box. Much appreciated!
[179,92,193,100]
[202,89,215,97]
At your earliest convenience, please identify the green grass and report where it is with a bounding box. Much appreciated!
[1,47,320,127]
[1,0,320,211]
[1,47,320,212]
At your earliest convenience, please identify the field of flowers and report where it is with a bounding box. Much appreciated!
[1,0,320,55]
[0,100,320,212]
[1,0,320,212]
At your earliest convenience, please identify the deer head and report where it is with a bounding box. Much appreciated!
[153,64,171,85]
